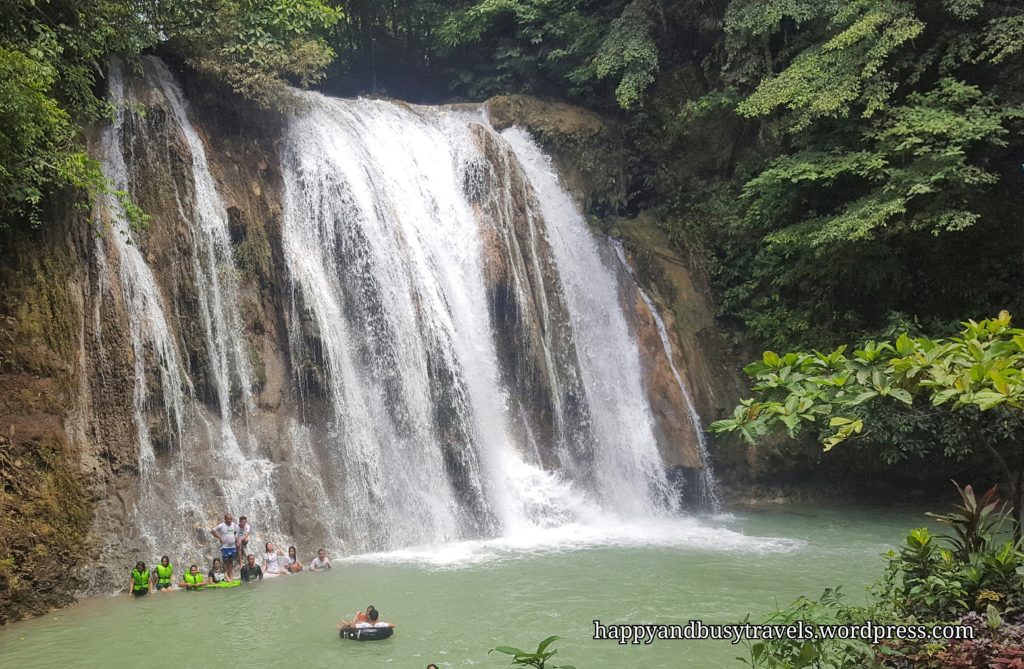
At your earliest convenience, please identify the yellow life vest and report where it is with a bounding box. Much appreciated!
[131,569,148,591]
[155,563,173,585]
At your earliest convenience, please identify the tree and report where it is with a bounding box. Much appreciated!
[692,0,1024,348]
[158,0,342,109]
[435,0,666,108]
[0,0,341,228]
[710,311,1024,531]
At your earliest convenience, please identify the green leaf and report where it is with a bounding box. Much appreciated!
[889,388,913,404]
[847,390,879,405]
[536,636,561,654]
[794,642,819,668]
[491,646,527,656]
[988,369,1010,395]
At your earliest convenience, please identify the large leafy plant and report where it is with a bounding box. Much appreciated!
[926,484,1007,560]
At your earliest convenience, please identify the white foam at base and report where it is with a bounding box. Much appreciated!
[338,517,806,570]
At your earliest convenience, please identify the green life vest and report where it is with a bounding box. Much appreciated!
[184,571,204,588]
[131,569,149,591]
[155,563,173,585]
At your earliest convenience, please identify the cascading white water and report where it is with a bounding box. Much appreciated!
[96,61,193,549]
[145,59,281,531]
[96,59,280,558]
[96,59,719,568]
[280,96,683,553]
[501,129,679,514]
[610,240,722,510]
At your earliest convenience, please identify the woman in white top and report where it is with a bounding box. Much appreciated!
[263,541,289,575]
[284,545,303,573]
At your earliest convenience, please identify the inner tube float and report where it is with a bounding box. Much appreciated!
[339,626,394,641]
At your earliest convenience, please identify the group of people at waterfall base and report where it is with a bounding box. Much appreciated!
[128,513,333,594]
[127,513,395,636]
[127,513,333,592]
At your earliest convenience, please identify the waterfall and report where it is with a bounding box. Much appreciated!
[280,97,684,552]
[94,59,716,566]
[145,59,281,530]
[96,61,193,550]
[96,59,280,558]
[610,240,722,510]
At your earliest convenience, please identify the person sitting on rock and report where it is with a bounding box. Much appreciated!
[236,516,253,558]
[263,541,289,576]
[284,545,303,573]
[151,555,174,593]
[128,561,149,597]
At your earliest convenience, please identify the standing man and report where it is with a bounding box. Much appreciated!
[236,515,253,559]
[211,512,239,580]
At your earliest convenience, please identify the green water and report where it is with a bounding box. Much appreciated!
[0,507,924,668]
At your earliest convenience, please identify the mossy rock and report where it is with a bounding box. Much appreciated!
[486,95,628,216]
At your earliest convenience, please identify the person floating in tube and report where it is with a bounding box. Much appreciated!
[338,605,392,629]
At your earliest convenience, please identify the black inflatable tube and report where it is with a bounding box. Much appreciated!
[339,626,394,641]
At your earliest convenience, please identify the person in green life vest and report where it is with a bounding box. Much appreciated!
[178,564,205,590]
[151,555,174,593]
[128,561,149,597]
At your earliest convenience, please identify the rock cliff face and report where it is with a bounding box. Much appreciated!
[0,67,735,623]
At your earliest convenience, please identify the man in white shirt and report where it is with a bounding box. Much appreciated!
[310,548,332,571]
[211,512,239,580]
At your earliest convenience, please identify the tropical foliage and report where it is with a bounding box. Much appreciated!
[710,312,1024,527]
[744,485,1024,669]
[0,0,339,227]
